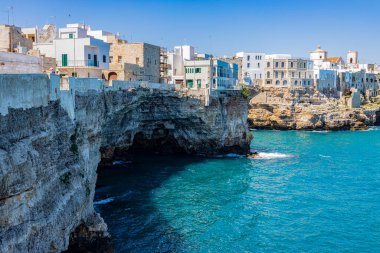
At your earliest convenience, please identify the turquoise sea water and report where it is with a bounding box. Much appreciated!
[95,127,380,252]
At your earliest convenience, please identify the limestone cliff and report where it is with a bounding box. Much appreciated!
[248,86,376,130]
[0,83,251,252]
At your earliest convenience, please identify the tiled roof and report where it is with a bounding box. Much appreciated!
[327,57,342,63]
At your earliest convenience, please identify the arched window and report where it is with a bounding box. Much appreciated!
[295,80,298,85]
[267,62,270,68]
[276,80,280,85]
[283,80,287,85]
[281,62,284,68]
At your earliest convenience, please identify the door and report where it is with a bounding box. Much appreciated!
[62,54,68,67]
[93,54,98,67]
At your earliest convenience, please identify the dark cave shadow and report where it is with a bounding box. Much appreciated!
[94,154,207,253]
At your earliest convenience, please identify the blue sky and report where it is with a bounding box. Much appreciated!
[1,0,379,63]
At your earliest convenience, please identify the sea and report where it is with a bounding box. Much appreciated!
[95,127,380,252]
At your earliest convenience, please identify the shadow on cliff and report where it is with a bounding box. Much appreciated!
[94,154,206,253]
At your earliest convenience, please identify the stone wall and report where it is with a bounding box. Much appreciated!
[0,52,43,74]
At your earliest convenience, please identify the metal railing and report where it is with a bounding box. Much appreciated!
[56,60,100,68]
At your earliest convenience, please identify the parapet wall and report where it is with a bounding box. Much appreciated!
[0,52,43,74]
[0,74,50,115]
[0,74,216,118]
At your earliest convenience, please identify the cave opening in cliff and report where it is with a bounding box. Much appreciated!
[128,126,186,155]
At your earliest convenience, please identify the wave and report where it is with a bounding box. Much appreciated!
[94,197,114,205]
[112,160,132,165]
[214,153,245,158]
[366,126,380,131]
[319,154,332,158]
[253,152,292,160]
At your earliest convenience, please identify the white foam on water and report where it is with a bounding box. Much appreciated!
[311,130,331,133]
[253,152,292,160]
[319,154,332,158]
[94,197,114,205]
[366,127,380,131]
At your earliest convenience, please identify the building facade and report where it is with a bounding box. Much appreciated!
[264,55,314,87]
[184,59,238,90]
[236,52,265,85]
[103,37,160,82]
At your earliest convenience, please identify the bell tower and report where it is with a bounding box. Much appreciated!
[347,50,358,65]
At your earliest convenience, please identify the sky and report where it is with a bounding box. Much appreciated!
[1,0,379,63]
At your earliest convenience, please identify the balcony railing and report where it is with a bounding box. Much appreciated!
[57,60,100,68]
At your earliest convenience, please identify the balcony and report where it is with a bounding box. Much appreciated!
[57,60,100,68]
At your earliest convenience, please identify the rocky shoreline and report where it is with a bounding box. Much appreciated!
[248,86,380,131]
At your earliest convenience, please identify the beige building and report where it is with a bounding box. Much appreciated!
[264,55,314,87]
[104,37,161,82]
[0,25,33,53]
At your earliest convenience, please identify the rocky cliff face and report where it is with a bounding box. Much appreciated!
[248,86,376,130]
[0,88,251,253]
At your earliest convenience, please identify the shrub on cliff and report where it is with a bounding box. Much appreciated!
[241,84,250,99]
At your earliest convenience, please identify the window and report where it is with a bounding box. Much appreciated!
[275,62,279,68]
[136,57,140,64]
[88,54,91,60]
[290,62,294,68]
[247,63,250,68]
[109,56,113,63]
[275,71,278,78]
[292,72,295,78]
[281,62,284,68]
[69,33,74,39]
[267,62,270,68]
[187,79,194,88]
[304,63,306,68]
[197,79,201,88]
[118,56,122,63]
[195,68,201,73]
[281,72,284,78]
[103,55,106,63]
[258,63,260,68]
[247,55,250,61]
[267,71,270,78]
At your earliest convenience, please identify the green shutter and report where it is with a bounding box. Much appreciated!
[62,54,68,67]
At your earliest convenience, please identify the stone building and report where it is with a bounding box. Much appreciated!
[264,55,314,87]
[0,25,33,52]
[103,37,160,82]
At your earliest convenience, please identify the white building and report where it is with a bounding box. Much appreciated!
[36,23,110,78]
[184,59,238,90]
[236,52,265,85]
[167,45,195,85]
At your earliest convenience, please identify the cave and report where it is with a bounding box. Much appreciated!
[128,127,186,155]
